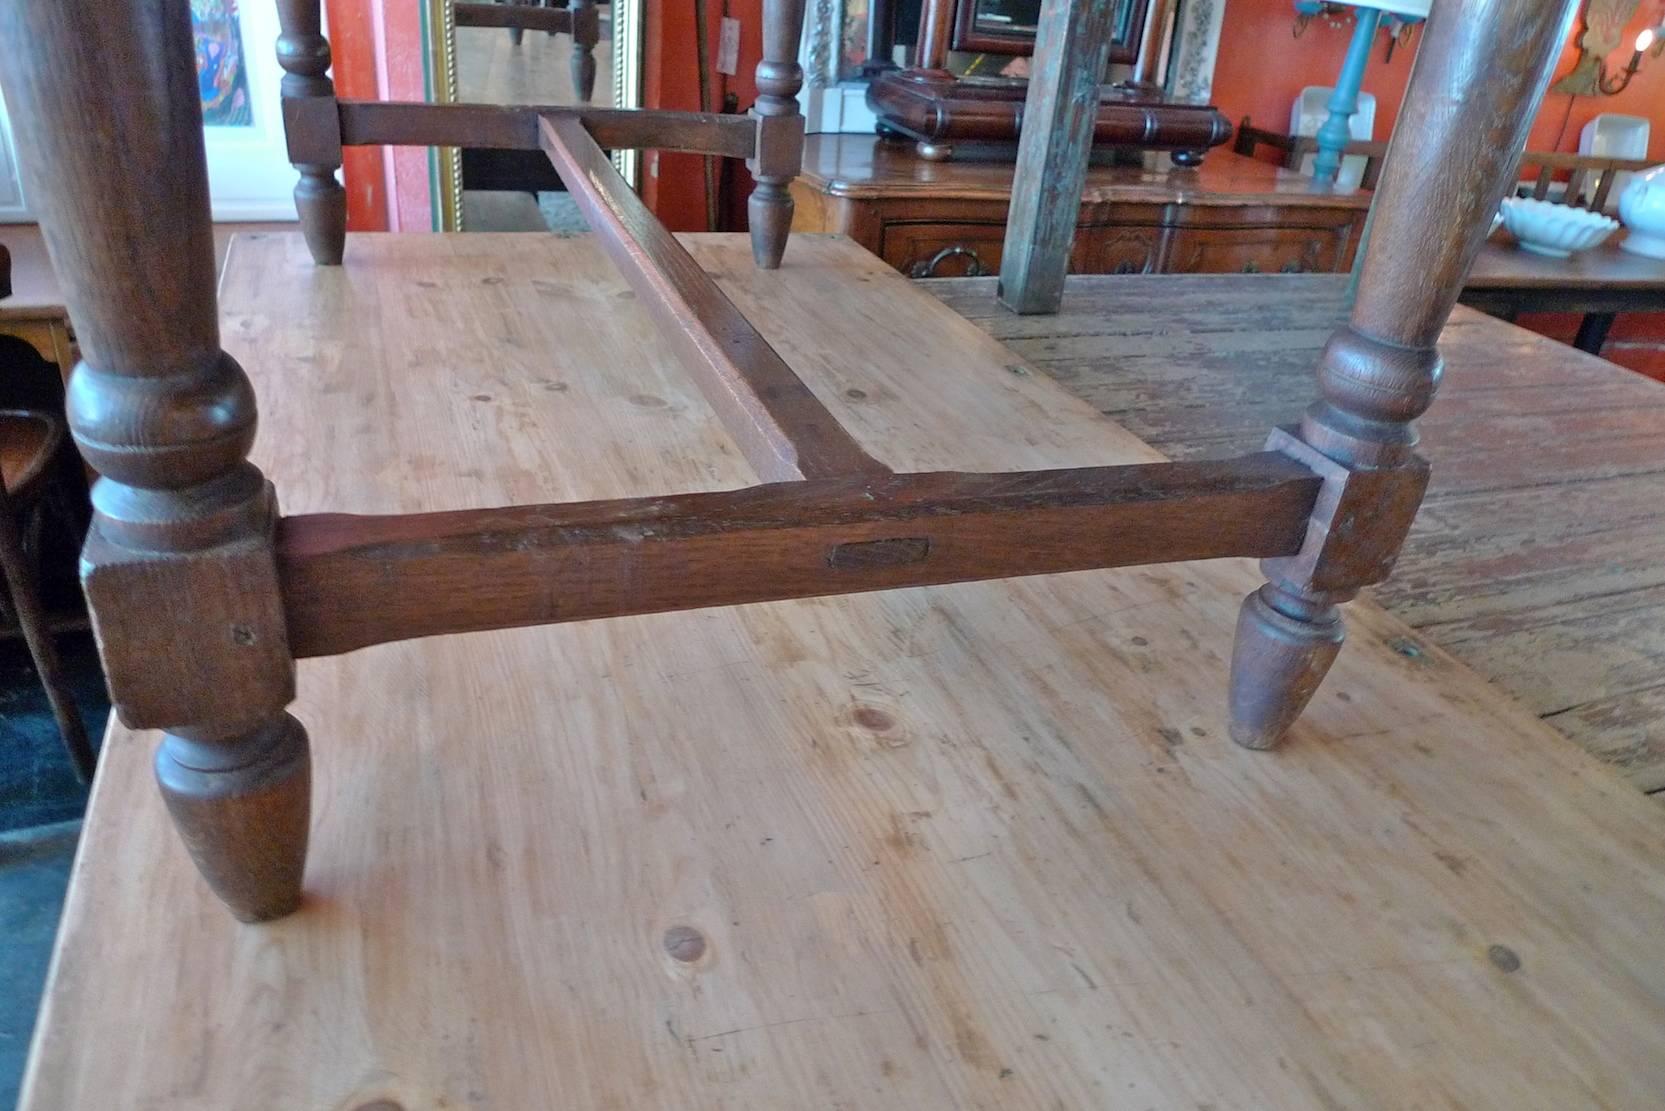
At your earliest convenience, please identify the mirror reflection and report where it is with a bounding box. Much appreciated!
[451,0,629,231]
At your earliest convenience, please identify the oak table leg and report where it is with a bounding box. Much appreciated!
[1228,0,1580,748]
[0,0,311,921]
[747,0,808,269]
[277,0,348,265]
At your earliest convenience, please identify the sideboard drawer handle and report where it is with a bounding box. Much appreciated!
[910,245,986,278]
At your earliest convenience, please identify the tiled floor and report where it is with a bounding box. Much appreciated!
[0,821,80,1109]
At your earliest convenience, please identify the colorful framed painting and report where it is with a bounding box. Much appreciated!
[194,0,307,219]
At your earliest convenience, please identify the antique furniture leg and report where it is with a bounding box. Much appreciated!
[1227,0,1579,748]
[0,0,311,920]
[997,0,1120,314]
[570,0,599,103]
[0,418,95,783]
[277,0,348,265]
[747,0,807,269]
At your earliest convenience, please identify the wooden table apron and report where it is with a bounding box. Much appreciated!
[20,232,1665,1110]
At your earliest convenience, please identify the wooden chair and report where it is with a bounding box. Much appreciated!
[0,0,1575,923]
[0,409,94,783]
[1235,118,1654,211]
[455,0,602,102]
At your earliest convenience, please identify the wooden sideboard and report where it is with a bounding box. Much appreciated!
[790,135,1373,278]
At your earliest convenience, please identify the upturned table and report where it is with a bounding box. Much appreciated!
[18,231,1665,1109]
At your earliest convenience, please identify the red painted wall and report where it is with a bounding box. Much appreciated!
[642,0,765,231]
[326,0,389,231]
[1213,0,1665,160]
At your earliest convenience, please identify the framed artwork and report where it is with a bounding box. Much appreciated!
[194,0,256,127]
[0,1,297,222]
[195,0,303,219]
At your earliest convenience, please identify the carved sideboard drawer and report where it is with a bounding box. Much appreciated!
[1076,225,1163,274]
[881,224,1010,277]
[1164,225,1349,275]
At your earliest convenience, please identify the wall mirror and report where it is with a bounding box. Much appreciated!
[431,0,644,230]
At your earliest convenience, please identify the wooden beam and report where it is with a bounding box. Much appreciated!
[538,113,887,482]
[454,2,573,33]
[336,101,757,158]
[278,454,1321,657]
[998,0,1120,314]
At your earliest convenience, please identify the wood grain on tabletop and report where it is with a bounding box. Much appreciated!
[21,233,1665,1110]
[932,271,1665,793]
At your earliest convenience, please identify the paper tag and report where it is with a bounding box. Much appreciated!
[716,17,741,76]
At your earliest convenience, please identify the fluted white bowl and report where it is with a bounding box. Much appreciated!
[1618,165,1665,259]
[1500,197,1618,258]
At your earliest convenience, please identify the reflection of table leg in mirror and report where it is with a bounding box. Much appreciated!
[571,0,599,103]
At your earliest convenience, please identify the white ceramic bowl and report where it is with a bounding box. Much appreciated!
[1618,165,1665,259]
[1500,197,1618,258]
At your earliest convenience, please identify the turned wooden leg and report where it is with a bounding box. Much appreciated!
[1227,0,1579,749]
[747,0,807,269]
[0,0,310,921]
[570,0,599,103]
[277,0,347,265]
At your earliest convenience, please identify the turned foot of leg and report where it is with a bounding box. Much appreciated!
[571,47,597,103]
[155,712,312,922]
[1228,583,1345,750]
[748,180,794,269]
[295,169,346,266]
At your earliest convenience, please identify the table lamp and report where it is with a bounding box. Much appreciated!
[1300,0,1433,183]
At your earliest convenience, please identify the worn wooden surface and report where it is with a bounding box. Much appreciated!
[23,234,1665,1109]
[933,272,1665,794]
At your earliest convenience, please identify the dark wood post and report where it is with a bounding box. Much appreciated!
[997,0,1118,315]
[507,0,533,46]
[1227,0,1580,749]
[571,0,600,103]
[0,0,311,920]
[277,0,348,265]
[747,0,808,269]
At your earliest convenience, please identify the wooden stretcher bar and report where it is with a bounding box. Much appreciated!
[332,102,759,159]
[277,455,1321,657]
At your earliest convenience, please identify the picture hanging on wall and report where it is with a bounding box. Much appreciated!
[193,0,255,127]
